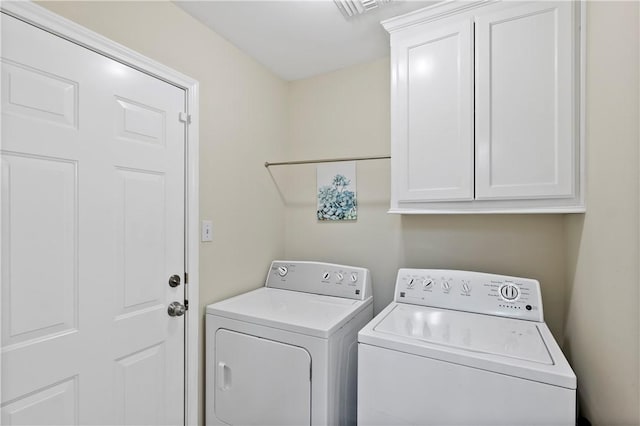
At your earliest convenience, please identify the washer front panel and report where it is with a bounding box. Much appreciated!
[358,343,576,426]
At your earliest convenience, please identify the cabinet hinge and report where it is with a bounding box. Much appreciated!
[179,112,191,124]
[184,300,189,311]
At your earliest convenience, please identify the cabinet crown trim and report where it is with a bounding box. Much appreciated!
[382,0,498,33]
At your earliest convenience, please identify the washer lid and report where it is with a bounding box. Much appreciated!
[373,304,552,364]
[359,303,577,389]
[206,287,372,338]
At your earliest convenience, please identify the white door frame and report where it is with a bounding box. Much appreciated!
[0,2,200,425]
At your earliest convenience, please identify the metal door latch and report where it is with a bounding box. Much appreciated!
[168,301,186,317]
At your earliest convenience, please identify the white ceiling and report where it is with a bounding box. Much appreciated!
[173,0,435,81]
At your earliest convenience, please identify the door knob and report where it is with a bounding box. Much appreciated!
[168,301,186,317]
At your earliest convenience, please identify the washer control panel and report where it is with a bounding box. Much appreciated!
[266,261,371,300]
[394,269,543,322]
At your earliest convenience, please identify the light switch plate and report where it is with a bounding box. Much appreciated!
[201,220,213,242]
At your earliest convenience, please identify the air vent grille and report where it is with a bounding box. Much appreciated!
[334,0,391,18]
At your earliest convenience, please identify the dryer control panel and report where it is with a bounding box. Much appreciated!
[394,269,543,322]
[266,261,371,300]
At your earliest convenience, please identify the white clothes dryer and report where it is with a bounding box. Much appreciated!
[358,269,576,426]
[206,261,373,426]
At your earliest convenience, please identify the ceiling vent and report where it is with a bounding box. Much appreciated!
[334,0,391,18]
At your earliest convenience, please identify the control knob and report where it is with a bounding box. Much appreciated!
[441,281,451,291]
[462,282,471,294]
[350,273,358,283]
[422,278,434,290]
[407,278,416,289]
[500,283,520,301]
[277,266,288,277]
[336,272,344,282]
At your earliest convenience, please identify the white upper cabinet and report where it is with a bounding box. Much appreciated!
[395,19,474,202]
[383,1,584,214]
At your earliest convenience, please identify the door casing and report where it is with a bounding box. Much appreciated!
[0,2,200,425]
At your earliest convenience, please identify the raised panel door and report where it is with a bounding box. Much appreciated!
[1,13,185,425]
[475,1,576,200]
[392,19,474,203]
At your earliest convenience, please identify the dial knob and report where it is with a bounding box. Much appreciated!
[422,278,434,289]
[500,283,519,301]
[441,281,451,291]
[322,272,330,280]
[407,278,416,289]
[277,266,288,277]
[336,272,344,282]
[462,282,471,293]
[350,273,358,283]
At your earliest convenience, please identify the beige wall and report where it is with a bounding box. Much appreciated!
[281,58,568,341]
[37,1,289,423]
[564,2,640,425]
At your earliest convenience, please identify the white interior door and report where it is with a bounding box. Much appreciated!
[214,330,311,426]
[1,13,186,425]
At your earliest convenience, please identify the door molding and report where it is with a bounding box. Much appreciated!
[0,2,200,425]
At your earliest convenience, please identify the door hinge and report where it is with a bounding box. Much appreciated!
[179,112,191,124]
[184,272,189,284]
[184,300,189,311]
[309,364,312,381]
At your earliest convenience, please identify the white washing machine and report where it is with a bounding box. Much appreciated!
[206,260,373,426]
[358,269,576,426]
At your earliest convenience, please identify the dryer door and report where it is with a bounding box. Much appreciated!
[214,329,311,425]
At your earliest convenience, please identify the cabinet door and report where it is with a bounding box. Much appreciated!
[475,2,576,200]
[393,19,474,202]
[214,330,311,425]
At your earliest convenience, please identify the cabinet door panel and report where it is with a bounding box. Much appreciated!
[393,19,474,202]
[475,2,575,200]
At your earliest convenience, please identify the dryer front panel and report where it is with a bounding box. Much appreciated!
[214,329,311,425]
